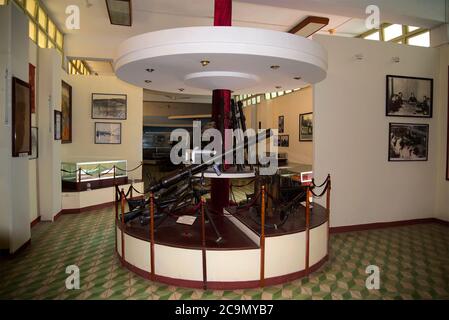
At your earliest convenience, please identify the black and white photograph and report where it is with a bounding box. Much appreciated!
[95,122,122,144]
[386,75,433,118]
[280,135,289,147]
[92,93,127,120]
[389,123,429,161]
[299,112,313,141]
[30,127,38,160]
[278,115,284,133]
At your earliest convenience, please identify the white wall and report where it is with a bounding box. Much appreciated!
[61,75,143,180]
[314,35,439,227]
[254,88,314,164]
[0,3,31,252]
[435,44,449,222]
[37,49,62,221]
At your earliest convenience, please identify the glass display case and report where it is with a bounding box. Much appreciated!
[61,160,128,191]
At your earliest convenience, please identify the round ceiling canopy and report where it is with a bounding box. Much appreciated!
[114,26,328,95]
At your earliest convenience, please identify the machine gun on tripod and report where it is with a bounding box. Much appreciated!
[120,129,273,242]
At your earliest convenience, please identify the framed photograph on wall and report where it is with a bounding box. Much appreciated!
[12,77,31,157]
[95,122,122,144]
[280,135,289,147]
[278,115,284,133]
[61,81,72,143]
[29,64,36,114]
[54,110,62,140]
[299,112,313,141]
[30,127,38,160]
[386,75,433,118]
[92,93,127,120]
[388,123,429,162]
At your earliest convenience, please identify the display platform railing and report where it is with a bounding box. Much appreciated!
[114,174,331,289]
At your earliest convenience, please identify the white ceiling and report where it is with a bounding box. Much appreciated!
[42,0,364,60]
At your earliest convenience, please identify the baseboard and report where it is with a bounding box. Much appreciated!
[60,196,145,215]
[330,218,448,234]
[0,239,31,258]
[30,216,41,228]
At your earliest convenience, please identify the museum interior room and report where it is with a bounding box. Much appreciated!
[0,0,448,301]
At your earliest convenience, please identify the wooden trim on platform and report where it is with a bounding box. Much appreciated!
[116,251,328,290]
[330,218,449,234]
[30,216,41,228]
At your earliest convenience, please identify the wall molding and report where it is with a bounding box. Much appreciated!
[330,218,448,234]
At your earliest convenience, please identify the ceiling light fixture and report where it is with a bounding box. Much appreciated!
[275,86,282,89]
[201,60,210,67]
[105,0,132,27]
[294,77,302,80]
[289,16,330,38]
[145,80,152,83]
[178,88,185,92]
[146,68,155,73]
[270,65,280,70]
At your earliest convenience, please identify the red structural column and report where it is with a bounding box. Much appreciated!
[210,0,232,215]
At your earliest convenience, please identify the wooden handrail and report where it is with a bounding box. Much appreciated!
[120,188,126,262]
[326,176,331,257]
[201,197,207,290]
[260,185,266,287]
[305,187,311,274]
[150,192,155,280]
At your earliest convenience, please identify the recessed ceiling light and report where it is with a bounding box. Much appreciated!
[146,68,155,73]
[294,77,302,80]
[201,60,210,67]
[178,88,185,92]
[275,86,282,89]
[145,80,152,83]
[270,65,280,70]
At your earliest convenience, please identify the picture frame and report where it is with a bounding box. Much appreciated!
[95,122,122,144]
[278,115,284,133]
[280,135,289,147]
[61,80,72,143]
[12,77,31,157]
[30,127,38,160]
[54,110,62,140]
[299,112,313,141]
[274,135,289,147]
[446,66,449,180]
[29,64,36,114]
[92,93,127,120]
[388,123,429,162]
[386,75,433,118]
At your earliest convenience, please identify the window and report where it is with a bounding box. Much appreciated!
[47,20,55,40]
[0,0,9,5]
[383,24,403,41]
[408,32,430,47]
[37,5,47,29]
[265,93,271,100]
[364,31,380,41]
[28,20,36,41]
[26,0,36,17]
[37,29,46,48]
[358,23,430,47]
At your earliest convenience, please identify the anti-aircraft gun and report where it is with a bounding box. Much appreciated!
[120,129,274,238]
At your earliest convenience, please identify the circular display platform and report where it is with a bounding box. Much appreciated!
[114,26,328,95]
[116,204,329,289]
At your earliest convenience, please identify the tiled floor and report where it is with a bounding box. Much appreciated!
[0,207,448,300]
